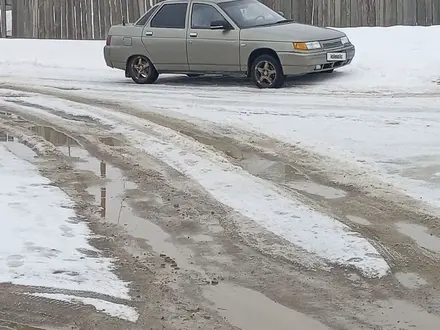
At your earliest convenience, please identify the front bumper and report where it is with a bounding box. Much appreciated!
[278,45,355,75]
[103,46,113,68]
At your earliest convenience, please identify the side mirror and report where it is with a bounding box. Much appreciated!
[210,20,232,30]
[277,11,285,17]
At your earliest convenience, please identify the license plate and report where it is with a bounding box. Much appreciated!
[327,52,347,61]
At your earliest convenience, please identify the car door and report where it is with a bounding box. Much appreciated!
[141,2,189,72]
[187,3,240,72]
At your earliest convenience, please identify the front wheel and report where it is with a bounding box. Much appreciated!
[128,56,159,84]
[251,54,285,89]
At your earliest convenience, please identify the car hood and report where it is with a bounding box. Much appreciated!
[240,22,345,42]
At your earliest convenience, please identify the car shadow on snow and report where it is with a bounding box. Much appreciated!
[151,70,347,89]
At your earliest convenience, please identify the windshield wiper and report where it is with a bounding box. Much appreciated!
[252,19,295,28]
[275,19,295,24]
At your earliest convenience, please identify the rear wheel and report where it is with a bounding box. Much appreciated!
[128,55,159,84]
[251,54,285,89]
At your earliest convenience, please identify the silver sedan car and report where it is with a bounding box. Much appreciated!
[104,0,355,88]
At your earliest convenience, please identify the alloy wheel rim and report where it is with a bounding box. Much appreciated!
[255,61,277,87]
[133,57,150,79]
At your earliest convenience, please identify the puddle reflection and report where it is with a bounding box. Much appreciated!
[24,125,117,219]
[100,161,107,219]
[0,132,15,142]
[0,132,38,162]
[3,125,193,268]
[29,125,78,157]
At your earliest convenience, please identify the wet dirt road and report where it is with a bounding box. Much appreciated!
[1,84,440,330]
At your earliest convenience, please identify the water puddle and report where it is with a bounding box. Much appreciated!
[0,110,26,123]
[346,215,371,226]
[0,132,37,162]
[241,155,346,199]
[179,131,346,200]
[29,125,79,147]
[0,110,13,116]
[203,283,331,330]
[288,181,347,199]
[26,125,196,270]
[396,222,440,253]
[0,320,43,330]
[395,272,428,289]
[0,131,15,142]
[240,155,304,181]
[192,234,214,242]
[362,299,440,329]
[99,137,123,147]
[4,99,55,113]
[400,164,440,183]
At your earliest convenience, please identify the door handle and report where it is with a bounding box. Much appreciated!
[145,31,153,36]
[189,32,198,37]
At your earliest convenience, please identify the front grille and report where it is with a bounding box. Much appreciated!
[322,39,343,49]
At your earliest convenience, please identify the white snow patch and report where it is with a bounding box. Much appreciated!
[0,143,131,299]
[0,38,117,81]
[332,26,440,92]
[28,293,139,322]
[1,95,390,278]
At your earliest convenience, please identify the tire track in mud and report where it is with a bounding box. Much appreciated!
[1,88,440,272]
[1,83,438,216]
[2,84,440,273]
[0,95,331,273]
[0,101,437,285]
[3,86,440,329]
[0,120,236,330]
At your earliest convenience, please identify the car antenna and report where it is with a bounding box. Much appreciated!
[122,16,126,26]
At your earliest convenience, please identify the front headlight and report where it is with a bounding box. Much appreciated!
[341,36,350,44]
[293,41,321,50]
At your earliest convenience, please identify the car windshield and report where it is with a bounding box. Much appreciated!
[219,0,286,28]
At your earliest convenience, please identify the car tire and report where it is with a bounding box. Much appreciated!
[251,54,285,89]
[128,56,159,84]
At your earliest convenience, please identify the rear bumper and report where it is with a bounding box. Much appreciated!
[103,46,113,68]
[278,45,355,75]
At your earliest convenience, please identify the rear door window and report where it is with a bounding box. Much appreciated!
[136,5,160,26]
[150,3,188,29]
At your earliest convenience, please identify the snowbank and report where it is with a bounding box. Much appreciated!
[29,293,139,322]
[333,26,440,92]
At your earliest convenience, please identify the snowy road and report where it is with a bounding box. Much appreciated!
[1,26,440,329]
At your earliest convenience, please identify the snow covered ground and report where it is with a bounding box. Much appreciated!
[0,26,439,281]
[0,139,138,321]
[2,25,438,210]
